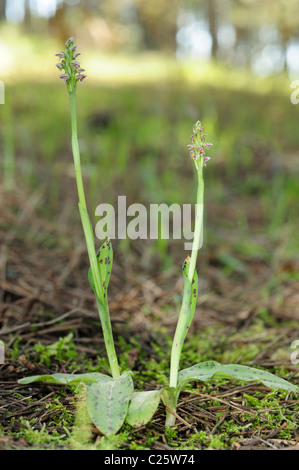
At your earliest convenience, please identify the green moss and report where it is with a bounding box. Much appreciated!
[16,418,71,448]
[33,333,79,367]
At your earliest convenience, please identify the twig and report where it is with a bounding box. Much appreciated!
[210,410,229,435]
[165,406,193,428]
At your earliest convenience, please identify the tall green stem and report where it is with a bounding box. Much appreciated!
[166,163,204,426]
[69,94,87,210]
[3,98,15,191]
[69,94,120,379]
[169,163,204,388]
[188,162,204,283]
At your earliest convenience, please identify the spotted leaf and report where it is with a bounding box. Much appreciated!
[126,390,161,427]
[86,371,134,435]
[18,372,112,387]
[178,361,298,393]
[88,238,113,307]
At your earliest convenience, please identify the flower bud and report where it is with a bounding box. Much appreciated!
[65,37,74,47]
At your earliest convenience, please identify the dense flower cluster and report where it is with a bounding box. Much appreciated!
[187,121,212,165]
[55,37,86,95]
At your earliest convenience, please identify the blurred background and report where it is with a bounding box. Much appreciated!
[1,0,299,334]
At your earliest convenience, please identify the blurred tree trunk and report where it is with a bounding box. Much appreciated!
[207,0,219,59]
[279,26,291,73]
[49,3,71,42]
[135,0,179,52]
[0,0,6,20]
[24,0,31,29]
[280,37,288,73]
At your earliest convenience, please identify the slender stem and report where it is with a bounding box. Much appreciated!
[69,94,87,210]
[169,163,204,389]
[96,300,120,379]
[167,162,204,426]
[164,390,178,427]
[69,93,120,379]
[188,163,204,283]
[3,100,15,191]
[169,289,192,389]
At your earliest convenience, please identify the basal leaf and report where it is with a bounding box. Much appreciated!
[126,390,161,427]
[86,371,134,435]
[18,372,112,386]
[178,361,298,393]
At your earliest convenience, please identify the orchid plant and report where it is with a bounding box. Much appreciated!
[19,39,298,437]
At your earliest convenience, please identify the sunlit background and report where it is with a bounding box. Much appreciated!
[1,0,299,79]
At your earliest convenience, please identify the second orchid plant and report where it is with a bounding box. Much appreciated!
[19,39,298,436]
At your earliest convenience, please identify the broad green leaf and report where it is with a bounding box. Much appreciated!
[86,371,134,435]
[88,238,113,307]
[178,361,298,393]
[18,372,112,386]
[126,390,161,427]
